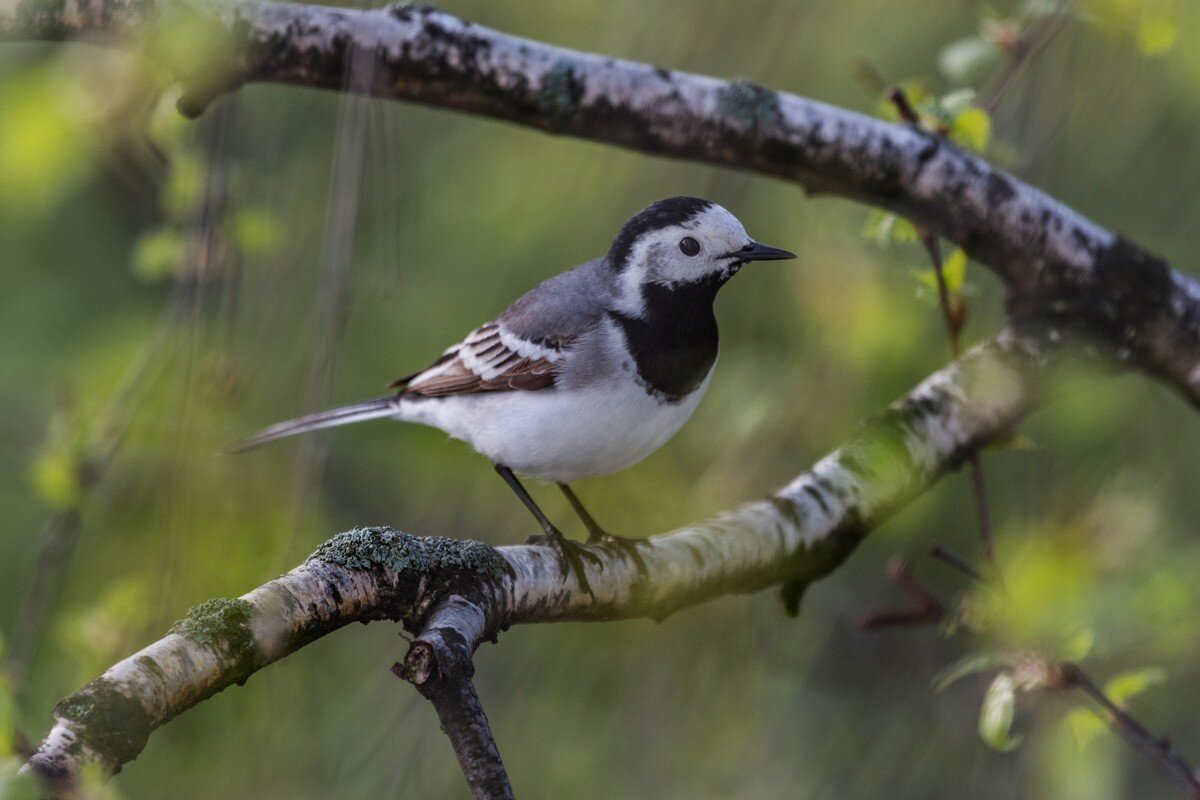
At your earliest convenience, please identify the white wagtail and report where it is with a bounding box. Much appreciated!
[231,197,795,593]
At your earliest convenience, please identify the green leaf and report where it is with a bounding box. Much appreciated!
[29,449,81,509]
[909,268,938,292]
[228,208,281,259]
[1060,628,1095,661]
[942,248,968,294]
[132,228,186,283]
[1138,12,1177,55]
[863,209,919,246]
[164,152,203,220]
[1064,707,1107,749]
[979,672,1023,752]
[934,653,1018,693]
[951,107,992,152]
[1104,667,1166,705]
[939,37,1002,84]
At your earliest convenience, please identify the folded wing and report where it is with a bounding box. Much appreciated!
[391,321,567,396]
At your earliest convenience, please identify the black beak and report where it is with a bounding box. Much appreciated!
[724,241,797,263]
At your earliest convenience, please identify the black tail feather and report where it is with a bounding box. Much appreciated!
[226,396,397,454]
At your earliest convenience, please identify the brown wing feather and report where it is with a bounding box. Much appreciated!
[389,322,565,397]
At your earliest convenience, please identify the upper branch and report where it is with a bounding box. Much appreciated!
[3,0,1199,403]
[25,332,1043,783]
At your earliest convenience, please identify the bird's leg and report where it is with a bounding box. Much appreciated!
[493,465,598,597]
[557,483,648,577]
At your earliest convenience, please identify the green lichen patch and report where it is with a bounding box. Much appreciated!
[54,677,154,767]
[717,79,780,128]
[168,598,259,675]
[537,60,583,125]
[309,526,509,580]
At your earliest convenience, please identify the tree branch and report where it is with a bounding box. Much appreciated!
[394,597,514,800]
[4,0,1200,404]
[23,332,1044,786]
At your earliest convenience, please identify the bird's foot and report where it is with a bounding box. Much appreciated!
[587,529,649,578]
[526,527,601,599]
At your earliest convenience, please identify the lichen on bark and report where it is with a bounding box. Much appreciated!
[308,526,510,580]
[169,597,259,675]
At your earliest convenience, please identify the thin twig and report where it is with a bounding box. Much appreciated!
[965,455,996,570]
[885,85,922,128]
[928,544,983,582]
[919,231,997,571]
[919,235,964,358]
[857,558,944,630]
[1053,663,1200,800]
[977,7,1075,115]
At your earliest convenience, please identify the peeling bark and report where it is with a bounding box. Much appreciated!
[24,332,1044,784]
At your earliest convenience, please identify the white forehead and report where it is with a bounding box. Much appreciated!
[677,204,748,247]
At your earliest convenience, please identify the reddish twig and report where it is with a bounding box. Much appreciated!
[928,544,983,582]
[857,558,944,630]
[885,85,922,128]
[1050,663,1200,800]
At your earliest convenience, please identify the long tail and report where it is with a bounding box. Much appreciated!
[226,395,398,453]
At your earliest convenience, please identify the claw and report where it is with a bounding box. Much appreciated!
[527,527,601,599]
[588,530,649,578]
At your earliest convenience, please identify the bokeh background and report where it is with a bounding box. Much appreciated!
[3,0,1200,797]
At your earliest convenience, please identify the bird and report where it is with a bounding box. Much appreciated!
[230,197,795,594]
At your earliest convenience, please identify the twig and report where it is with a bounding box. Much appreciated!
[919,235,965,358]
[1052,663,1200,800]
[878,86,999,573]
[885,85,922,128]
[928,544,983,582]
[919,231,997,571]
[394,597,514,800]
[857,558,944,630]
[965,454,996,569]
[977,8,1075,115]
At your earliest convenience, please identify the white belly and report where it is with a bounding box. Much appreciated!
[395,371,713,482]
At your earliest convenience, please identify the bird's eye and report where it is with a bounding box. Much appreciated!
[679,236,701,256]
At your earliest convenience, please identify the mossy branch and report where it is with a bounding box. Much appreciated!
[24,332,1047,790]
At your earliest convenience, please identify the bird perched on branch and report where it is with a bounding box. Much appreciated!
[231,197,795,594]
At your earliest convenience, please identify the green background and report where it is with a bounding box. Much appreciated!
[3,0,1199,797]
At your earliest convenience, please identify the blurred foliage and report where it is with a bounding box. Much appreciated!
[3,0,1200,797]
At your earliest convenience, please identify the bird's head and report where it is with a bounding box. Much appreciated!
[606,197,794,312]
